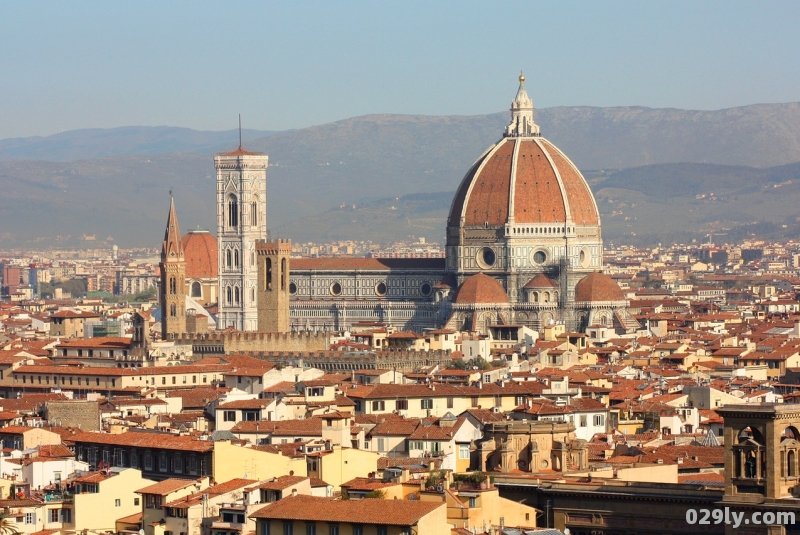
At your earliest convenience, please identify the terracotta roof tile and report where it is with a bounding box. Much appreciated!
[453,273,508,304]
[249,495,443,526]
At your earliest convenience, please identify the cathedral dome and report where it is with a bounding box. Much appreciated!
[182,230,218,278]
[453,273,509,304]
[448,76,599,230]
[574,272,625,302]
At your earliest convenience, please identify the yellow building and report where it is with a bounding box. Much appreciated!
[420,485,539,531]
[212,441,307,483]
[70,467,155,533]
[137,477,210,535]
[307,446,378,489]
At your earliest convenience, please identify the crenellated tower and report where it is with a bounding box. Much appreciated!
[215,145,268,331]
[160,196,187,339]
[256,239,291,333]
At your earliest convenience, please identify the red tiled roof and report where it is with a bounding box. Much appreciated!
[453,273,508,304]
[137,478,199,496]
[448,137,599,228]
[574,272,625,302]
[249,495,444,525]
[57,337,131,349]
[181,231,218,279]
[166,387,229,409]
[70,431,214,453]
[166,478,256,508]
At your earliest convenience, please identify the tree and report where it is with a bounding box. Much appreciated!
[0,512,20,535]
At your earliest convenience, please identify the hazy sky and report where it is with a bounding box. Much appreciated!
[2,1,799,139]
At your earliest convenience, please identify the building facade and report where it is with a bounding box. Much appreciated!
[160,77,633,337]
[215,147,268,331]
[285,76,634,334]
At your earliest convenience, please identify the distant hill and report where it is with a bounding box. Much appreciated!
[2,102,800,247]
[275,161,800,246]
[0,126,280,161]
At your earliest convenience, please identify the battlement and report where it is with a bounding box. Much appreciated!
[256,238,293,255]
[173,330,328,343]
[174,329,330,357]
[235,348,452,372]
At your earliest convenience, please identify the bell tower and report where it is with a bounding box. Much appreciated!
[160,196,186,339]
[215,142,268,331]
[256,239,291,333]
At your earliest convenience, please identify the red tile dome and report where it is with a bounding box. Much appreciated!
[447,76,599,232]
[181,230,218,278]
[453,273,509,304]
[448,136,599,228]
[574,272,625,302]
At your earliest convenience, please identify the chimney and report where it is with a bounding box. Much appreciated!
[291,488,297,497]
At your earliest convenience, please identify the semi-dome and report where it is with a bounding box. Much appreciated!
[182,230,218,278]
[574,272,625,302]
[448,76,599,230]
[453,273,509,304]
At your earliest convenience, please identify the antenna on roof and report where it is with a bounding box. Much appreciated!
[238,114,242,149]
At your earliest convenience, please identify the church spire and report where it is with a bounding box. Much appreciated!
[162,194,184,260]
[504,72,540,138]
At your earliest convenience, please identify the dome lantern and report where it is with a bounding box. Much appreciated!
[505,72,540,138]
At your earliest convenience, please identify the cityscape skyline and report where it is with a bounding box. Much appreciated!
[1,1,799,139]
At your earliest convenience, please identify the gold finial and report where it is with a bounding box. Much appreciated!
[519,70,525,83]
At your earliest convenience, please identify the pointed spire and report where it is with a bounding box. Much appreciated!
[162,194,184,260]
[504,71,540,138]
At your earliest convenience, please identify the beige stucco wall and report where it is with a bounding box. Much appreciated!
[72,468,154,532]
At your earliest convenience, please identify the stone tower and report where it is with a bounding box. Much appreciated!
[160,196,186,339]
[215,145,268,331]
[256,239,291,333]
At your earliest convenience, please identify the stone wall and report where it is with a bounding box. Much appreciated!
[45,400,101,431]
[245,348,452,372]
[174,331,330,359]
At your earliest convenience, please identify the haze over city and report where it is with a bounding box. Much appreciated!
[6,3,800,535]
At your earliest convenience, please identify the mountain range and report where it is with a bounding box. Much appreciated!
[1,102,800,248]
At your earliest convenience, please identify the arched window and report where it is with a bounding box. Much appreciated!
[170,304,177,317]
[251,198,259,227]
[266,258,273,290]
[191,282,201,298]
[169,277,176,295]
[226,287,232,305]
[226,249,231,268]
[789,450,796,477]
[251,288,256,302]
[227,194,238,228]
[281,258,287,291]
[234,249,239,268]
[234,286,240,304]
